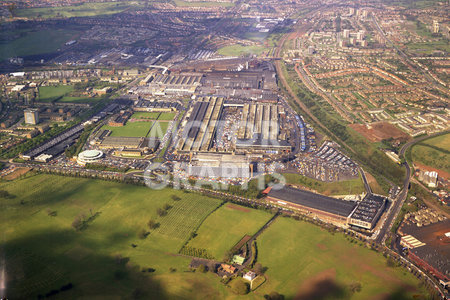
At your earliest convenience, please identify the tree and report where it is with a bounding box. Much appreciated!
[0,190,15,199]
[131,288,144,299]
[147,219,159,229]
[46,208,57,217]
[171,195,181,201]
[264,291,284,300]
[163,203,172,211]
[254,262,265,275]
[386,258,396,268]
[223,250,233,262]
[348,282,362,293]
[71,216,83,230]
[230,278,249,295]
[138,228,149,239]
[156,208,167,217]
[197,264,207,273]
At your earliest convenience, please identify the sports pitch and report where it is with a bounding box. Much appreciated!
[103,112,174,138]
[102,122,154,138]
[217,44,267,57]
[38,85,74,102]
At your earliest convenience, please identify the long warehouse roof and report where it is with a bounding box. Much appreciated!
[268,186,357,217]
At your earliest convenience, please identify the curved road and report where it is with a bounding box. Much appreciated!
[375,130,449,244]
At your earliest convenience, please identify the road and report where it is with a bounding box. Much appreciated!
[359,167,372,195]
[375,131,449,244]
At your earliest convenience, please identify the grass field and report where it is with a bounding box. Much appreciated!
[102,122,153,138]
[0,174,429,299]
[131,112,176,121]
[58,96,101,103]
[0,29,77,61]
[382,0,446,9]
[173,0,234,7]
[406,40,450,54]
[0,174,229,299]
[282,173,366,196]
[158,112,177,121]
[15,2,145,19]
[155,196,220,241]
[255,217,429,299]
[217,44,267,57]
[102,120,169,138]
[187,203,273,259]
[38,85,74,102]
[412,133,450,174]
[148,122,169,138]
[131,112,161,119]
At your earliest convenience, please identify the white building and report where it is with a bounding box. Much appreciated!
[243,271,257,282]
[77,150,103,166]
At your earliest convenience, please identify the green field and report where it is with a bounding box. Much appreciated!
[187,204,273,259]
[155,196,220,241]
[102,122,153,138]
[37,85,100,103]
[15,1,145,19]
[173,0,234,7]
[0,29,78,61]
[148,122,169,138]
[58,96,101,103]
[0,174,230,299]
[382,0,446,8]
[406,40,450,54]
[282,173,366,196]
[131,112,176,121]
[1,174,430,299]
[255,217,429,299]
[217,44,267,57]
[131,112,161,119]
[38,85,74,102]
[158,112,177,121]
[102,120,169,138]
[411,133,450,174]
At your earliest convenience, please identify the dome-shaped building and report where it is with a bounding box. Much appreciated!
[77,150,103,166]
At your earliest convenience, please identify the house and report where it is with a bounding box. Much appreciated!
[220,264,236,274]
[243,271,257,282]
[232,255,245,265]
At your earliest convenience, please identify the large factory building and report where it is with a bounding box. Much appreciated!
[265,186,386,229]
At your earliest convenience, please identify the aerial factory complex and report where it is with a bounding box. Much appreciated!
[0,0,448,299]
